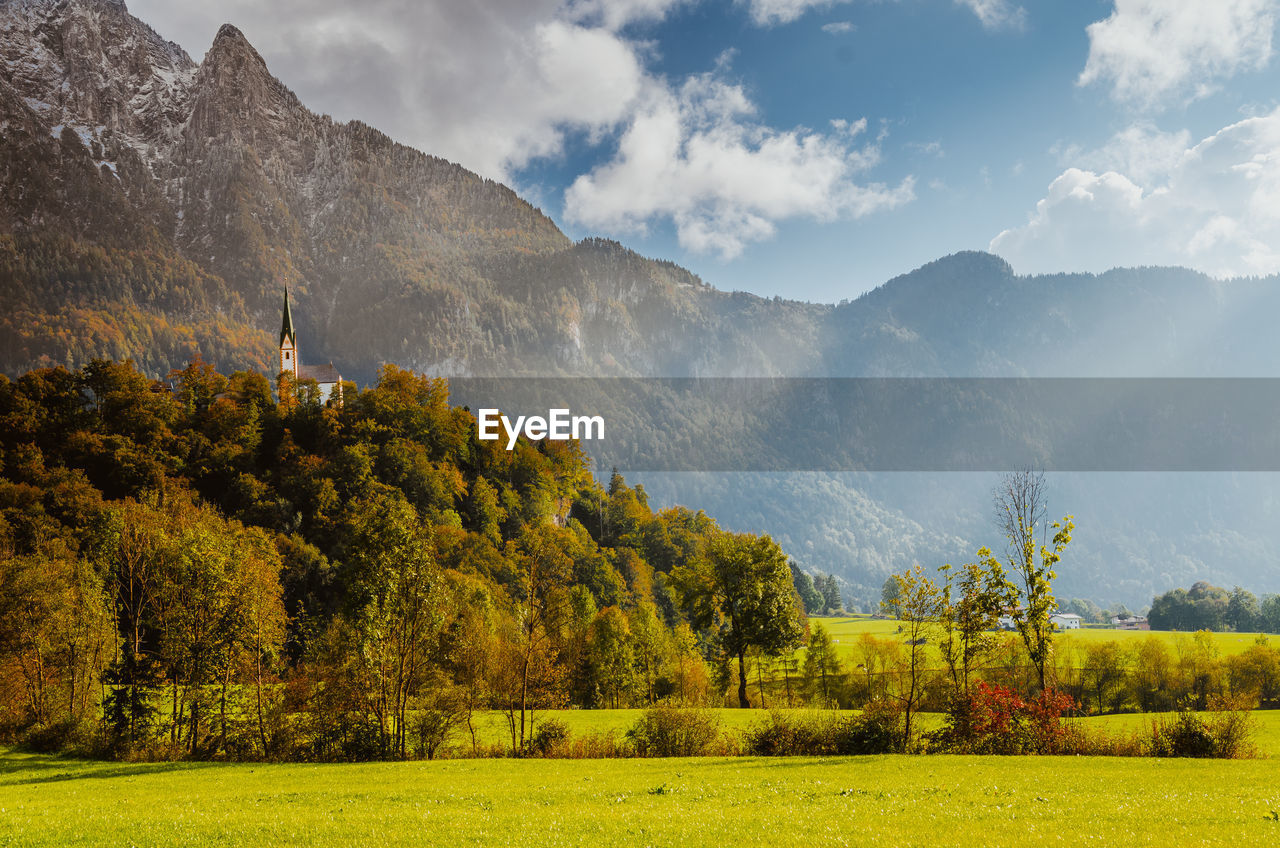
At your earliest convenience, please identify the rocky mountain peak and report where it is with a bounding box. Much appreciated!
[188,19,302,137]
[203,23,265,70]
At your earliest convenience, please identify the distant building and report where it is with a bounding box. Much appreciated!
[1049,612,1082,630]
[1111,615,1150,631]
[278,289,343,405]
[994,604,1027,631]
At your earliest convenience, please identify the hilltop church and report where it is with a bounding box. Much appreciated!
[278,290,344,405]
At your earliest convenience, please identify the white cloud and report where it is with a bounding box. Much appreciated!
[745,0,850,27]
[564,73,914,259]
[991,109,1280,277]
[562,0,689,30]
[955,0,1027,31]
[736,0,1029,30]
[822,21,855,34]
[127,0,661,180]
[1079,0,1279,107]
[127,0,912,256]
[910,140,945,158]
[1054,123,1192,184]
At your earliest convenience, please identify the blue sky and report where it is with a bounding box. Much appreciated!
[131,0,1280,302]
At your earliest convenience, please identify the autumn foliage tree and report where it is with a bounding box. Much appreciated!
[885,564,944,749]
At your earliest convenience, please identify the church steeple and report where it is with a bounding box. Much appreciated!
[273,288,343,406]
[280,288,297,348]
[279,288,298,381]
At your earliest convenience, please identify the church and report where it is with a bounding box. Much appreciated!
[278,289,344,405]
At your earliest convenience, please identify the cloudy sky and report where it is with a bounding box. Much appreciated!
[128,0,1280,302]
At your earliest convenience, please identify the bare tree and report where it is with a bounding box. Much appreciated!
[994,469,1047,566]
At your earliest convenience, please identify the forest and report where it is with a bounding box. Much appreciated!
[4,358,1276,764]
[0,358,818,760]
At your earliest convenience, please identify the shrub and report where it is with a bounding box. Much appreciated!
[411,686,468,760]
[526,718,571,757]
[834,700,902,755]
[931,682,1074,754]
[1204,694,1258,759]
[627,706,720,757]
[744,705,901,757]
[20,718,96,755]
[1053,724,1145,757]
[745,711,833,756]
[1148,698,1257,759]
[557,731,625,759]
[1023,688,1076,754]
[1149,711,1216,758]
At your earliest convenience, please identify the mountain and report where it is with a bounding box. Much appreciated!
[0,0,829,382]
[6,0,1280,608]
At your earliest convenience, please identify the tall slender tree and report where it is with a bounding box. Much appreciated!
[886,564,944,749]
[803,621,842,706]
[991,470,1073,693]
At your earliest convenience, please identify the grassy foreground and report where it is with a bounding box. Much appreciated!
[2,749,1279,847]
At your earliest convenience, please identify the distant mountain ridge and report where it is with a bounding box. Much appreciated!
[7,0,1280,607]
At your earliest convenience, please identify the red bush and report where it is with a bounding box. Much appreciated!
[936,682,1075,754]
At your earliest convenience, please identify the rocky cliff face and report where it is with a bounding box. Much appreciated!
[0,0,195,155]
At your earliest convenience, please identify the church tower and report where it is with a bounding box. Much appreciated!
[275,287,344,405]
[279,288,298,381]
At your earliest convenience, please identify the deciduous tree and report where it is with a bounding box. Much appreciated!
[991,470,1073,692]
[803,621,842,706]
[672,532,804,708]
[886,564,944,749]
[937,557,1006,698]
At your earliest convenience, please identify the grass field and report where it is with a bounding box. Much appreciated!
[2,748,1278,847]
[462,707,1280,757]
[818,615,1271,663]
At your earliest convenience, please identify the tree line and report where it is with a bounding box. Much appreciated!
[1146,581,1280,633]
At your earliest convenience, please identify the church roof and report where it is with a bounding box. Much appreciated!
[298,363,341,385]
[280,289,297,347]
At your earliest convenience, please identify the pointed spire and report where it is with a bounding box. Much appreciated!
[280,288,296,348]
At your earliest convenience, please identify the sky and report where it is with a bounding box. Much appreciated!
[127,0,1280,303]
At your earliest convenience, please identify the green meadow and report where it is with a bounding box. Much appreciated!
[465,706,1280,756]
[818,615,1270,660]
[1,747,1277,847]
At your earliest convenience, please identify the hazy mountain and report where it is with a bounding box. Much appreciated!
[6,0,1280,608]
